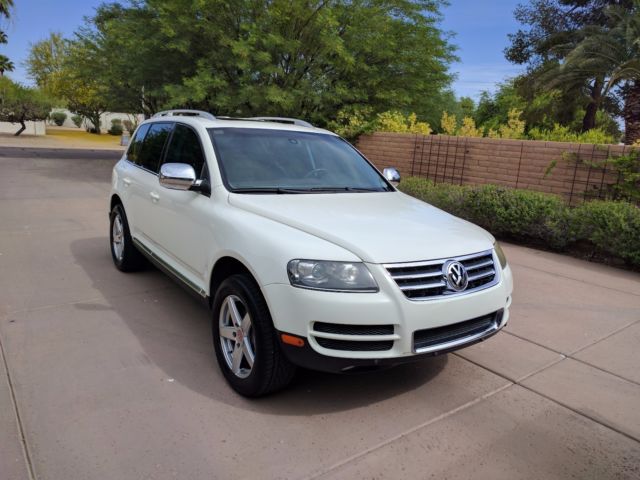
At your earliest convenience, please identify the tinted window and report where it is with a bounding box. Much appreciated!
[163,124,206,178]
[136,123,173,173]
[126,124,150,164]
[208,128,390,192]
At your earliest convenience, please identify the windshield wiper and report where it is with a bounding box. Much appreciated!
[231,187,309,194]
[307,187,387,193]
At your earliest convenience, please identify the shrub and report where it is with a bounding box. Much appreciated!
[528,124,616,144]
[440,112,457,135]
[122,119,136,134]
[399,176,639,267]
[375,111,431,135]
[573,201,640,265]
[108,118,124,136]
[498,109,525,139]
[327,106,375,140]
[458,117,482,138]
[71,114,83,128]
[51,111,67,126]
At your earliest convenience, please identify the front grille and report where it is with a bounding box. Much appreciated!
[413,310,502,352]
[316,337,394,351]
[385,250,498,300]
[313,322,394,336]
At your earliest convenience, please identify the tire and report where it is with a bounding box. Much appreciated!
[212,273,296,397]
[109,203,145,272]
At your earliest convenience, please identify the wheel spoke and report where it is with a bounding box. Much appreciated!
[219,326,236,340]
[231,344,243,373]
[240,313,251,333]
[242,340,254,368]
[227,298,243,327]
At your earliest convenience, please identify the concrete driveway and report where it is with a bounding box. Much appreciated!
[1,147,639,480]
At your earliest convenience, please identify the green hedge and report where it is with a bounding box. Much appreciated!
[399,177,640,268]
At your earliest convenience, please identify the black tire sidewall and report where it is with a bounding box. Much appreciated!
[211,274,277,397]
[109,204,140,271]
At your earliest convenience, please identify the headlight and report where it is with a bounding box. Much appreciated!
[494,242,508,269]
[287,260,378,292]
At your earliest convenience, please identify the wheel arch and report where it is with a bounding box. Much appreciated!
[110,193,123,211]
[209,256,258,306]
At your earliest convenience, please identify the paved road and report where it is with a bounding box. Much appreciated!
[1,148,639,479]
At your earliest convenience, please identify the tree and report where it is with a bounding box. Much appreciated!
[0,77,53,135]
[25,33,68,93]
[26,33,107,133]
[72,0,455,125]
[0,0,13,76]
[557,1,640,143]
[505,0,633,131]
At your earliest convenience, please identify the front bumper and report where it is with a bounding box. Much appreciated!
[262,262,513,367]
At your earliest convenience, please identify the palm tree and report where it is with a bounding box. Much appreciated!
[0,0,13,17]
[558,2,640,143]
[0,54,13,76]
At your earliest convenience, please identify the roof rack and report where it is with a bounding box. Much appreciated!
[248,117,313,128]
[152,110,216,120]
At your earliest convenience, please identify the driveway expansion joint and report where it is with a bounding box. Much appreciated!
[0,330,36,480]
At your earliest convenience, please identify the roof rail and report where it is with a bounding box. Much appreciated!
[152,110,216,120]
[247,117,313,128]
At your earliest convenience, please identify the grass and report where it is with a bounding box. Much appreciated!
[46,127,123,147]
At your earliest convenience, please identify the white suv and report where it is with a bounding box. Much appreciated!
[109,110,513,397]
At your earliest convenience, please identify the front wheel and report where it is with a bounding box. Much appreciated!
[212,274,296,397]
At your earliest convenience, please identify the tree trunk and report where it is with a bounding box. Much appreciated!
[89,112,101,134]
[581,76,603,132]
[623,80,640,145]
[14,119,26,136]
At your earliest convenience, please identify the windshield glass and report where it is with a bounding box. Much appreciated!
[208,128,391,193]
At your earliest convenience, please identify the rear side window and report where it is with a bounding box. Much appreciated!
[163,124,206,178]
[136,123,173,173]
[126,124,150,164]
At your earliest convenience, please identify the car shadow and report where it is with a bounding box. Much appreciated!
[70,236,447,415]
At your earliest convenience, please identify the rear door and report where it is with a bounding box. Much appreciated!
[126,122,173,244]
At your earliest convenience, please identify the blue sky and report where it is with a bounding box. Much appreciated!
[2,0,524,101]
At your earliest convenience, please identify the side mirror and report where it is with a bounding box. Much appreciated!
[159,163,197,191]
[383,167,401,187]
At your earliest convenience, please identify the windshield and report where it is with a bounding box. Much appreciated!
[208,128,392,193]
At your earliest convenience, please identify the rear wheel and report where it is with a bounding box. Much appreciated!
[212,273,296,397]
[109,204,145,272]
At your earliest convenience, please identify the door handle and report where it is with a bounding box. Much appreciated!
[149,192,160,203]
[123,178,132,187]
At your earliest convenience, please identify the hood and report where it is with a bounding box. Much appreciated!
[228,191,494,264]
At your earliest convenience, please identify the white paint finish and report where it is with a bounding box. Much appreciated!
[0,121,45,135]
[111,115,513,361]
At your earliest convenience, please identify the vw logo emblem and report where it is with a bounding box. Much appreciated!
[444,260,468,292]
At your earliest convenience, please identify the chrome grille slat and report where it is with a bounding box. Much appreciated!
[384,249,499,301]
[398,280,446,291]
[390,270,442,280]
[467,268,495,282]
[464,258,493,270]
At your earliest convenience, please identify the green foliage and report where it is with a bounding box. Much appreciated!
[50,111,67,126]
[0,77,53,135]
[528,124,617,144]
[573,200,640,265]
[399,176,640,266]
[440,111,457,135]
[458,117,482,137]
[122,118,136,135]
[32,1,455,126]
[71,114,83,128]
[498,109,526,139]
[375,111,431,135]
[108,118,123,136]
[327,106,375,141]
[0,0,13,75]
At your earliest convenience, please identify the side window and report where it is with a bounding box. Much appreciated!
[126,124,150,164]
[136,123,173,173]
[163,124,206,178]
